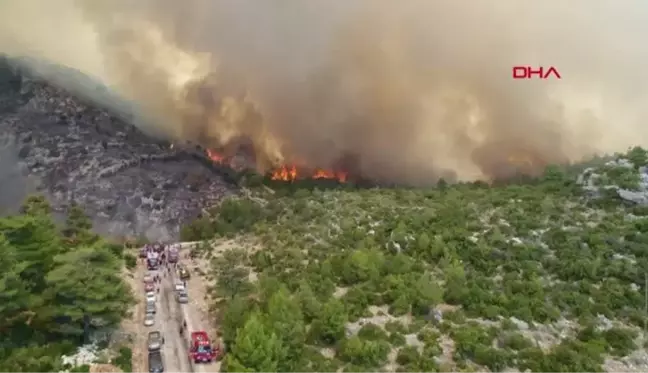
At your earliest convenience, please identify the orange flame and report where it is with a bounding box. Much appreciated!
[205,148,348,183]
[313,168,348,183]
[270,165,348,183]
[206,149,225,164]
[271,165,298,181]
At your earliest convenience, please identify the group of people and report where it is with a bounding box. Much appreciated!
[142,242,192,336]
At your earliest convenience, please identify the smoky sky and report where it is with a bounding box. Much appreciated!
[1,0,648,184]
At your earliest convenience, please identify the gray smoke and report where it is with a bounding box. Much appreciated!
[2,0,648,184]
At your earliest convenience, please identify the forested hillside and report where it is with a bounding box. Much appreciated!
[0,196,134,372]
[182,148,648,372]
[4,145,648,372]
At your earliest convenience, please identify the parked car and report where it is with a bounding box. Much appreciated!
[148,350,164,373]
[147,331,165,351]
[178,266,190,280]
[168,246,179,263]
[145,303,156,314]
[174,282,185,292]
[146,292,156,304]
[144,313,155,327]
[145,282,155,292]
[176,290,189,304]
[147,252,160,270]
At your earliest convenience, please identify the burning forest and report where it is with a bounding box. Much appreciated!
[2,1,648,186]
[205,146,349,183]
[269,165,348,183]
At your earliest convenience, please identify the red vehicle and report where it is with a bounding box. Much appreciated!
[144,282,155,292]
[188,331,220,363]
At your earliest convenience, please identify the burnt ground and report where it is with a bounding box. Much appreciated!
[0,59,236,241]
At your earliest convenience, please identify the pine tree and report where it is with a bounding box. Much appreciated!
[266,287,306,370]
[45,246,134,340]
[224,312,283,372]
[62,203,98,246]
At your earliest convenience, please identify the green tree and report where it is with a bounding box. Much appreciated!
[0,344,70,372]
[295,281,321,323]
[627,146,648,168]
[45,246,133,340]
[417,232,431,253]
[265,287,306,370]
[0,235,32,333]
[20,195,51,216]
[180,216,214,241]
[411,273,444,315]
[214,199,264,235]
[338,336,390,368]
[221,296,254,347]
[310,299,347,345]
[0,192,133,371]
[0,212,62,309]
[442,258,468,305]
[224,312,284,372]
[62,203,98,246]
[341,249,383,285]
[541,165,571,193]
[214,250,253,299]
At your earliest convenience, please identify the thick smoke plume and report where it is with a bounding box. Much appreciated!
[2,0,648,184]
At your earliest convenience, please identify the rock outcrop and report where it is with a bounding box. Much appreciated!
[0,59,236,241]
[578,157,648,205]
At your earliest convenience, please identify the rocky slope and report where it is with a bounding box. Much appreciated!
[0,58,236,241]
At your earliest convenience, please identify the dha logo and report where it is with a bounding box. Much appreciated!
[512,66,562,80]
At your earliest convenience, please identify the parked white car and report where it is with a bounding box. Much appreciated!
[176,289,189,304]
[174,282,185,292]
[146,292,156,303]
[144,312,155,327]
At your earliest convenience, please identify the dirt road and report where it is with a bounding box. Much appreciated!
[168,264,220,373]
[158,267,193,372]
[128,249,220,373]
[126,244,220,373]
[132,264,191,373]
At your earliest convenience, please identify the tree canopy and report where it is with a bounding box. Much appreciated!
[186,148,648,372]
[0,196,134,372]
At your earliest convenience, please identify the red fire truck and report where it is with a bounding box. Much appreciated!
[188,331,221,363]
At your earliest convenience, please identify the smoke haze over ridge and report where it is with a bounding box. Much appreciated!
[2,0,648,184]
